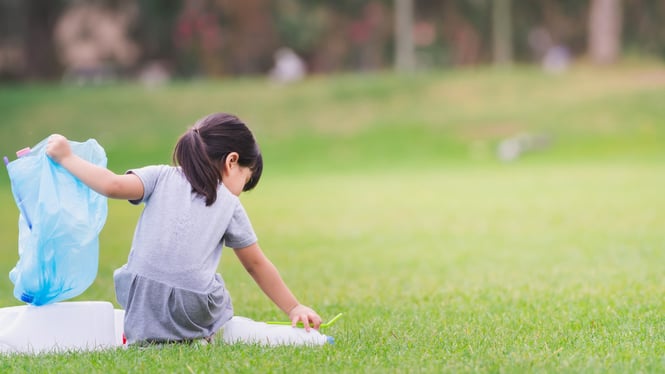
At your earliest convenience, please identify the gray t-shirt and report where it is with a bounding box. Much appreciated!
[113,165,257,344]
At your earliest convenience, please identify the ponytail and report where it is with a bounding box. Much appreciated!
[173,129,221,205]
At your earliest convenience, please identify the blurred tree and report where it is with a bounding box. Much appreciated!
[272,0,327,58]
[622,0,665,58]
[0,0,65,80]
[25,1,65,79]
[0,0,27,80]
[3,0,665,81]
[512,0,588,63]
[394,0,415,71]
[492,0,512,65]
[172,0,223,76]
[214,0,278,75]
[136,0,180,62]
[348,1,391,71]
[54,2,140,84]
[588,0,622,64]
[439,0,485,66]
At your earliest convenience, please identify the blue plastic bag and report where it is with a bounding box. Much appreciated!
[6,137,108,306]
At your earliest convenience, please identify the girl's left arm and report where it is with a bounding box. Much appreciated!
[234,242,322,330]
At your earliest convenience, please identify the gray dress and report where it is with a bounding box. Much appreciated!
[113,165,257,344]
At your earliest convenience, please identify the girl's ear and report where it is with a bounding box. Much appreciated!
[224,152,240,171]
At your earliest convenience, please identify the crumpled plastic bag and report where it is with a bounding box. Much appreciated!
[6,137,108,306]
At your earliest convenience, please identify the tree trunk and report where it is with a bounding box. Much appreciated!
[394,0,415,72]
[492,0,512,65]
[588,0,622,64]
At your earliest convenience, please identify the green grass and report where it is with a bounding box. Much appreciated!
[0,64,664,372]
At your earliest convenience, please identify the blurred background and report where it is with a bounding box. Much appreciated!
[0,0,663,83]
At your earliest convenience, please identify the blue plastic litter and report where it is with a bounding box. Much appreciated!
[5,137,108,306]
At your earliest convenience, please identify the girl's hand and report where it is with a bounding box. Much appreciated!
[288,304,322,331]
[46,134,72,164]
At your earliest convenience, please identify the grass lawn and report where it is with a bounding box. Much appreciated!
[0,64,664,372]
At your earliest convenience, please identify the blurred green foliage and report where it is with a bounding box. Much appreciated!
[2,0,665,80]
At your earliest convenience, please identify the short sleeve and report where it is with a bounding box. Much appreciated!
[222,202,257,249]
[126,165,166,205]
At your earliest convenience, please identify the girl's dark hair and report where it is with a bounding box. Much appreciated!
[173,113,263,206]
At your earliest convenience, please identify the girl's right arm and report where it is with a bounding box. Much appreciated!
[46,134,144,200]
[234,242,322,330]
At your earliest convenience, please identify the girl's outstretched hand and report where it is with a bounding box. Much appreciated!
[46,134,72,164]
[288,304,322,331]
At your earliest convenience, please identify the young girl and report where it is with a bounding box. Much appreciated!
[46,112,321,345]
